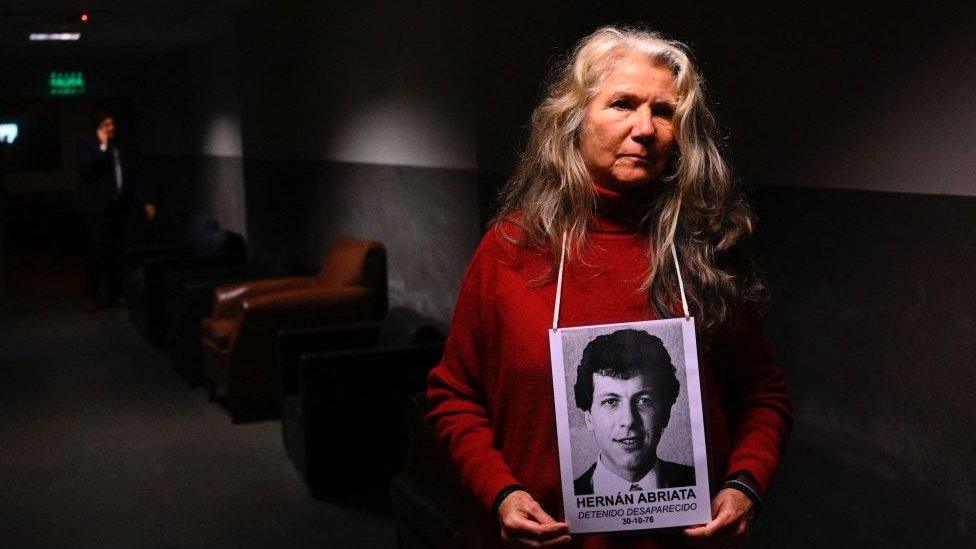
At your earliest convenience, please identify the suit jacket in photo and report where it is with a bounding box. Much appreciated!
[573,458,696,495]
[74,134,146,216]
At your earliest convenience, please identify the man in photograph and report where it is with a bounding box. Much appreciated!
[573,329,695,495]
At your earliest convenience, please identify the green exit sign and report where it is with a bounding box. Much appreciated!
[49,71,85,95]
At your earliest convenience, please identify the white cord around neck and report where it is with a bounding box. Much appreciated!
[671,243,690,319]
[551,232,689,331]
[551,231,568,331]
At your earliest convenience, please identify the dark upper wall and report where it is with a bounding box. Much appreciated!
[237,2,476,169]
[679,2,976,197]
[475,1,976,197]
[147,36,247,237]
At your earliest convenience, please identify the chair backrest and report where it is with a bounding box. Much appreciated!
[317,236,386,289]
[375,307,445,348]
[187,213,224,257]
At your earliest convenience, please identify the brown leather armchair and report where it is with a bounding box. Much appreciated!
[201,237,387,421]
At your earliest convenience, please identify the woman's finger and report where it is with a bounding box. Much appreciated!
[505,514,568,540]
[536,534,573,547]
[510,533,573,548]
[523,500,563,525]
[520,503,569,538]
[684,506,736,540]
[498,491,570,546]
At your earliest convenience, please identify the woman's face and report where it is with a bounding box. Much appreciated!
[579,54,678,192]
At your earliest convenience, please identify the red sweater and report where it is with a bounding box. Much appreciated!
[427,211,792,547]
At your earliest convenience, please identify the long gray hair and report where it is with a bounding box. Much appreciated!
[493,26,765,336]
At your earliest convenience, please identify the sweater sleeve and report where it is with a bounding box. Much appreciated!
[426,240,521,513]
[723,309,793,498]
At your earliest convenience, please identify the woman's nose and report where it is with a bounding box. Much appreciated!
[632,107,656,141]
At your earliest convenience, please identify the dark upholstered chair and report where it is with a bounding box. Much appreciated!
[201,237,387,422]
[124,241,192,277]
[127,229,247,346]
[276,307,443,499]
[391,393,486,548]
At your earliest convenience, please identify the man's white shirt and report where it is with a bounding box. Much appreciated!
[592,454,661,493]
[99,141,123,193]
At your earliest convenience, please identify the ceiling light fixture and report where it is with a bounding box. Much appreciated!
[29,33,82,41]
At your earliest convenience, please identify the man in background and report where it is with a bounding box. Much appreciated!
[74,111,155,311]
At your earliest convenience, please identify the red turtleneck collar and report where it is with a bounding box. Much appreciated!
[591,181,657,234]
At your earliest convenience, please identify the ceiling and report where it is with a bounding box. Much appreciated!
[0,0,289,58]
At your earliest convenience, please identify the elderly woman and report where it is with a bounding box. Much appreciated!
[427,27,791,548]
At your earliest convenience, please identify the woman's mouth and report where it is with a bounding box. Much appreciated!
[620,154,652,162]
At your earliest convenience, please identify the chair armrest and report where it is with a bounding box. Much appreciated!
[163,265,255,313]
[167,274,257,328]
[277,322,383,395]
[211,276,317,318]
[241,286,372,316]
[278,322,384,350]
[300,342,445,383]
[183,272,259,295]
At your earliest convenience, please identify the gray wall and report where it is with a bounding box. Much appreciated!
[752,186,976,546]
[243,159,477,322]
[238,1,479,322]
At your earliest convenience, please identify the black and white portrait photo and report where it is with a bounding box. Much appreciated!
[549,318,710,533]
[570,328,695,495]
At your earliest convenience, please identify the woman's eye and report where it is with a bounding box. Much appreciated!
[610,100,632,110]
[654,105,675,119]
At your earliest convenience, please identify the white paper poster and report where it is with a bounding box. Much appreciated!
[549,318,711,534]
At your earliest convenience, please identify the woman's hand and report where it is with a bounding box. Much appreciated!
[683,488,755,548]
[497,490,571,547]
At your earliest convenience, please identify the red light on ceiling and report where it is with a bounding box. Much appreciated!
[80,13,89,23]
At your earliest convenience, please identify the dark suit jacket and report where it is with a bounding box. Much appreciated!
[573,458,696,495]
[74,134,145,215]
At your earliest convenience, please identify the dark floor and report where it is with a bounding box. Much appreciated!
[0,274,396,548]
